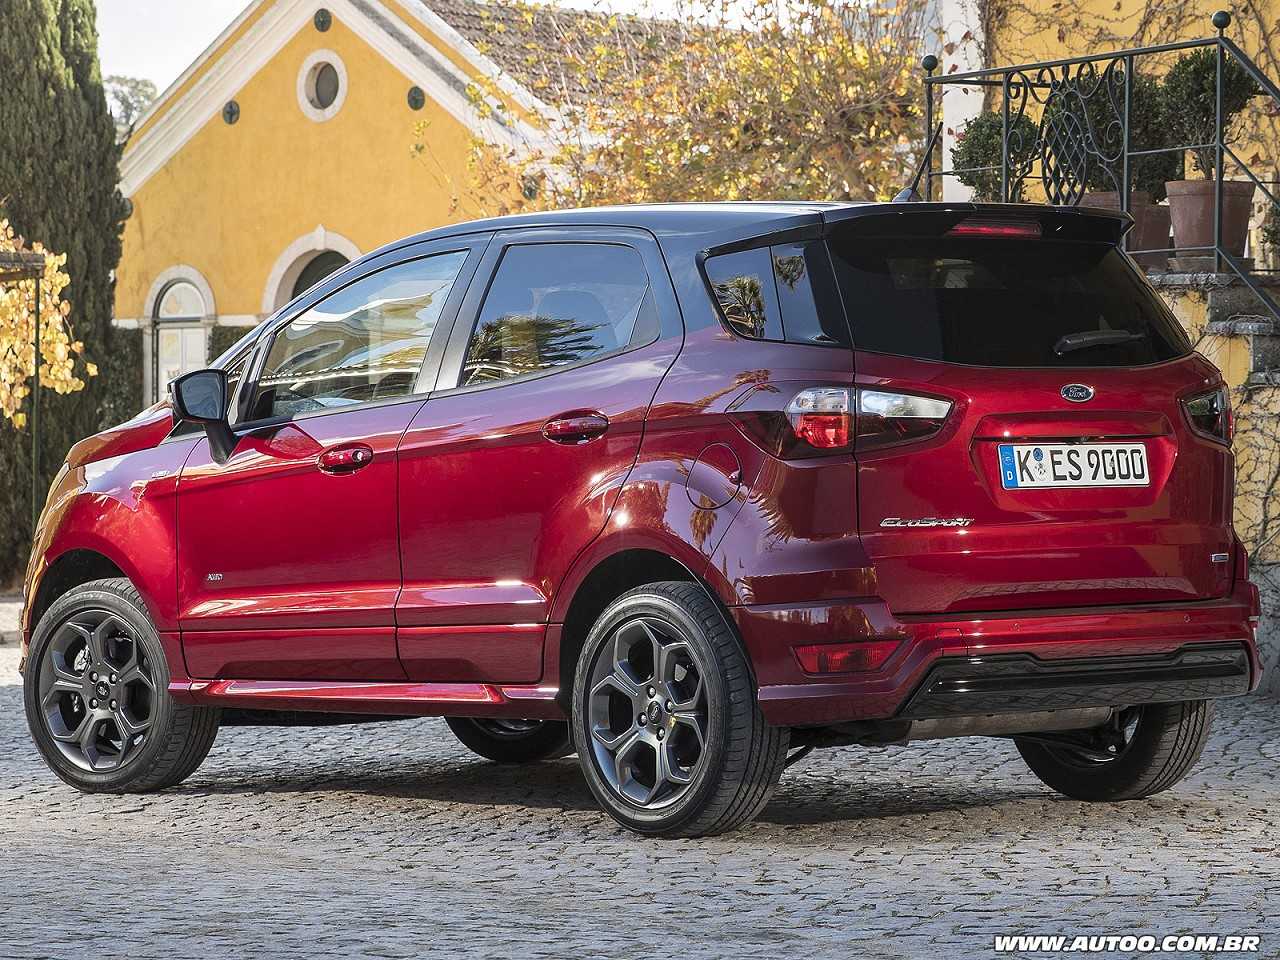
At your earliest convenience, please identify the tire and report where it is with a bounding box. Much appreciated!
[1016,700,1214,802]
[24,577,220,793]
[445,717,573,762]
[570,581,789,837]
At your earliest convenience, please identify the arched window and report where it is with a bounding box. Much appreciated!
[291,250,349,300]
[153,279,208,401]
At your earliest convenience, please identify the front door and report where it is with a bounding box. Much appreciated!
[177,240,483,680]
[395,229,683,682]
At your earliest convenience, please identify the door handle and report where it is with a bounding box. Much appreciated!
[543,413,609,445]
[318,444,375,474]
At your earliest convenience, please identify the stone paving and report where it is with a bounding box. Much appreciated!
[1,646,1278,959]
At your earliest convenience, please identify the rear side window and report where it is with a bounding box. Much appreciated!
[704,242,850,346]
[460,242,657,387]
[827,236,1191,367]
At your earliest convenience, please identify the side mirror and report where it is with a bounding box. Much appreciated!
[170,369,236,463]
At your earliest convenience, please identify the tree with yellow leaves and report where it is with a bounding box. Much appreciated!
[0,220,94,429]
[415,0,931,217]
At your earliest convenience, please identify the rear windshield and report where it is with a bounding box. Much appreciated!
[827,236,1191,367]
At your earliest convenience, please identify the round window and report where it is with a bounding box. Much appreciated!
[309,62,339,109]
[297,51,347,121]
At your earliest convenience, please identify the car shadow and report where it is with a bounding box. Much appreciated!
[176,754,1036,829]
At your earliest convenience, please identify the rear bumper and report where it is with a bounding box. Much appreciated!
[736,580,1262,726]
[897,643,1251,720]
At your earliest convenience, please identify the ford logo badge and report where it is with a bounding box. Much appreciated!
[1061,383,1094,403]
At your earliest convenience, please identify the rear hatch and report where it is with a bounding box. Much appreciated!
[827,206,1235,615]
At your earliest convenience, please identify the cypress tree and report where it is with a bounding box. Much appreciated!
[0,0,132,582]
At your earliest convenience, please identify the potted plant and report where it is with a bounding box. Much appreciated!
[1263,214,1280,271]
[1076,72,1182,268]
[950,110,1039,202]
[1162,47,1260,260]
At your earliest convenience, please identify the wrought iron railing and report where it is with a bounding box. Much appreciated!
[920,11,1280,323]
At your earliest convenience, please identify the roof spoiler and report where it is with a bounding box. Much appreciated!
[824,203,1134,245]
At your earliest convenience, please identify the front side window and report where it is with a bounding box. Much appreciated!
[247,251,466,421]
[460,243,656,387]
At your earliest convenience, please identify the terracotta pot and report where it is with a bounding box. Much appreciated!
[1132,204,1171,270]
[1165,179,1256,258]
[1079,190,1151,211]
[1079,191,1169,269]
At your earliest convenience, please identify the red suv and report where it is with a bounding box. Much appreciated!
[21,202,1262,836]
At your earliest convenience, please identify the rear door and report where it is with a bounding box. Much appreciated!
[829,209,1234,615]
[394,227,683,682]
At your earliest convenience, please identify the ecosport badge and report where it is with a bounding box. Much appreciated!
[1061,383,1095,402]
[880,517,974,528]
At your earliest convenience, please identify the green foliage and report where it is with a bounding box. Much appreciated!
[1264,216,1280,254]
[1163,47,1260,178]
[950,111,1039,202]
[0,0,130,583]
[209,324,248,364]
[104,74,157,141]
[1076,72,1183,201]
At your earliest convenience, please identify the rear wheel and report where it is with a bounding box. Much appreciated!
[1015,701,1214,801]
[571,581,788,837]
[24,578,220,793]
[445,717,572,762]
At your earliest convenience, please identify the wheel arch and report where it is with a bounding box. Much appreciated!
[552,544,733,707]
[28,548,128,636]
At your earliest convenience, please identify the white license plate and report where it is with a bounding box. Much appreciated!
[998,442,1150,489]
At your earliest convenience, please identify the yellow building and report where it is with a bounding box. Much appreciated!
[115,0,559,401]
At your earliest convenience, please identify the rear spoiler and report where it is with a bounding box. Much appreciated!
[700,202,1131,259]
[821,202,1133,245]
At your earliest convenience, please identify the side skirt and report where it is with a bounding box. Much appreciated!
[170,678,565,720]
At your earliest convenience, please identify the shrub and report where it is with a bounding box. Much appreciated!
[1163,47,1260,178]
[0,0,129,583]
[950,111,1039,202]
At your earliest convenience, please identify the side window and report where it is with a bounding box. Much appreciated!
[248,251,467,421]
[771,242,851,346]
[704,247,782,340]
[460,243,656,387]
[705,242,849,346]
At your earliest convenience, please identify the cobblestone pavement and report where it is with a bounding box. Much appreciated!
[1,647,1278,959]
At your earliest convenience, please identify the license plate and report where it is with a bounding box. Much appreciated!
[997,442,1150,489]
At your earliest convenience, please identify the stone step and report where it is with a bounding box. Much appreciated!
[1204,316,1277,336]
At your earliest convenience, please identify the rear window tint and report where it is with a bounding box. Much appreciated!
[827,237,1191,367]
[704,243,850,346]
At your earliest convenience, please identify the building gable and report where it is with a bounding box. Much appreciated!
[121,0,547,198]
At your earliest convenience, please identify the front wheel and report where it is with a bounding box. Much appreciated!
[24,578,220,793]
[1015,700,1214,801]
[571,581,788,837]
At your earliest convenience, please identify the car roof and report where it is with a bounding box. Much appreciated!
[373,200,1129,259]
[378,201,866,251]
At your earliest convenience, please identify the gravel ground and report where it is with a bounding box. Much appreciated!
[2,645,1278,959]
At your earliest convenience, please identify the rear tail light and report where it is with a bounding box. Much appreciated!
[946,218,1042,239]
[794,639,900,674]
[1182,387,1233,445]
[855,390,952,451]
[731,386,951,458]
[786,387,851,449]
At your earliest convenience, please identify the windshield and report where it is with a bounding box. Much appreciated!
[826,236,1191,367]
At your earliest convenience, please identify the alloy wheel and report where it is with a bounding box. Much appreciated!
[37,610,156,773]
[1047,706,1143,766]
[585,615,709,808]
[470,718,546,737]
